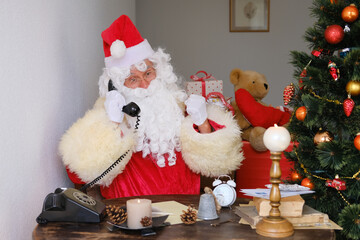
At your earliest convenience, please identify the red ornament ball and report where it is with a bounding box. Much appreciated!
[342,4,359,23]
[354,133,360,150]
[301,178,314,190]
[295,106,307,121]
[324,25,344,44]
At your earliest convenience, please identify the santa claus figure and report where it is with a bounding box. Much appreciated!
[59,15,243,199]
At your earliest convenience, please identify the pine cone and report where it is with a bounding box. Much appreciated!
[106,205,127,225]
[180,205,197,225]
[140,216,152,227]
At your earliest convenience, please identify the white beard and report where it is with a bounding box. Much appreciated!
[120,78,186,167]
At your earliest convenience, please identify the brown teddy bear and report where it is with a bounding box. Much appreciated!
[230,68,291,152]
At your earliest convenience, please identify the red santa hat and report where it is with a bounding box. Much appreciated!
[101,15,154,69]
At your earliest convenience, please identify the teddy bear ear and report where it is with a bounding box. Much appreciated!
[230,68,243,85]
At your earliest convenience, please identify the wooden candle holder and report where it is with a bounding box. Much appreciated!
[256,151,294,238]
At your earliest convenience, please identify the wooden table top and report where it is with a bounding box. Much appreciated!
[32,194,335,240]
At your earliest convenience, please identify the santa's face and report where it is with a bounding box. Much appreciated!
[119,58,186,167]
[124,60,156,89]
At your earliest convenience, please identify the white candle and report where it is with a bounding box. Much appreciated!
[263,124,291,152]
[126,198,152,229]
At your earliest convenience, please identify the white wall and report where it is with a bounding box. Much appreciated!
[137,0,314,107]
[0,1,135,239]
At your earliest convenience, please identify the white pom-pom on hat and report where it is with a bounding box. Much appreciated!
[110,40,126,58]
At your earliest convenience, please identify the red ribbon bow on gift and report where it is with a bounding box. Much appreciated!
[190,71,216,97]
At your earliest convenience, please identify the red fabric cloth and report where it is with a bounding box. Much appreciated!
[101,151,200,198]
[66,152,200,198]
[234,88,291,128]
[235,141,294,198]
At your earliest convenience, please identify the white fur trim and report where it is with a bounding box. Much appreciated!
[110,40,126,58]
[105,39,154,69]
[180,105,244,177]
[59,98,135,186]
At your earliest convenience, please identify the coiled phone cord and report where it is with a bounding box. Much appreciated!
[80,150,130,192]
[80,80,140,192]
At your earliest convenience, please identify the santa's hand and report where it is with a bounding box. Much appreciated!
[104,90,126,123]
[185,94,208,125]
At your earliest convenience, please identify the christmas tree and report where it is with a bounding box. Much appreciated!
[284,0,360,239]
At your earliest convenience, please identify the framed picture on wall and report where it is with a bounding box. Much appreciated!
[230,0,270,32]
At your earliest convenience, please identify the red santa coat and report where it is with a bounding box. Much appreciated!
[60,98,243,199]
[68,151,199,198]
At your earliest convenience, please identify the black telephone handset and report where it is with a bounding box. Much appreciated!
[36,80,140,224]
[108,79,140,117]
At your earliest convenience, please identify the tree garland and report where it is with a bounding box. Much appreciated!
[294,147,359,206]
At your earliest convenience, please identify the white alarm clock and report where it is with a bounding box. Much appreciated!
[212,175,237,207]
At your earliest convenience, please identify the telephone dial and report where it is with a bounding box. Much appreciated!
[36,80,140,224]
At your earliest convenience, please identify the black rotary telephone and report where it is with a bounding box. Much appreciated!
[36,80,140,224]
[36,188,106,224]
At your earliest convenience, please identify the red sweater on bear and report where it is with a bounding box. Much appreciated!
[235,88,290,128]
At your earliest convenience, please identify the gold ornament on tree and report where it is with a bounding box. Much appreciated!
[342,4,359,23]
[346,80,360,96]
[314,129,334,145]
[346,62,360,96]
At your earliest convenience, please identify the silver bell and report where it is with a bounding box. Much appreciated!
[197,193,219,220]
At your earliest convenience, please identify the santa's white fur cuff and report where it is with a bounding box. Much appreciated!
[59,98,135,186]
[180,105,244,177]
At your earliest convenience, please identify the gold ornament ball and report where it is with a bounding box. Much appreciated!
[346,80,360,96]
[296,106,307,121]
[314,130,334,145]
[342,4,359,23]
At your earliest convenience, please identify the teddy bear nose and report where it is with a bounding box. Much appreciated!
[264,83,268,90]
